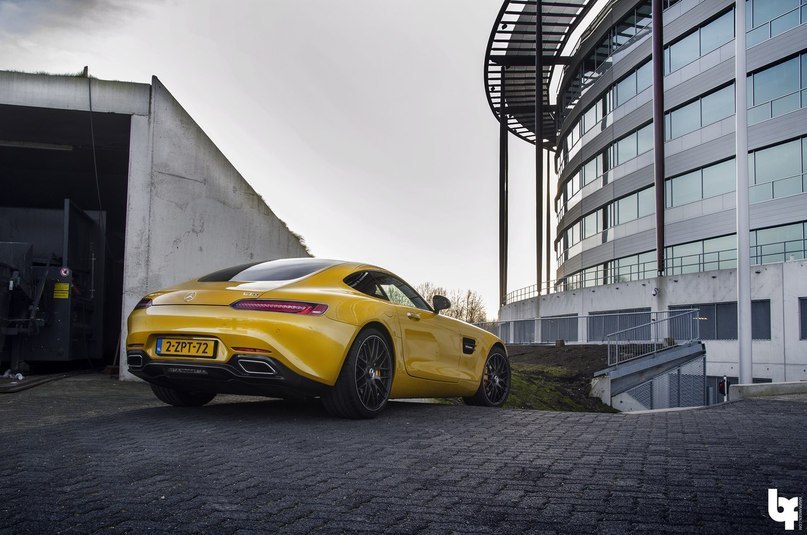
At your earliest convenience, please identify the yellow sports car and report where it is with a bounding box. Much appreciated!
[126,258,509,418]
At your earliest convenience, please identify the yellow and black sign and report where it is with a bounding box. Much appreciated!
[53,282,70,300]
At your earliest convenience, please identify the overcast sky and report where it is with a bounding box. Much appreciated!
[0,0,552,319]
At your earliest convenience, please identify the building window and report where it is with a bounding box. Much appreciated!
[665,84,735,140]
[751,221,807,264]
[671,301,771,340]
[612,123,653,166]
[609,186,655,226]
[747,0,806,47]
[800,297,807,339]
[666,158,735,208]
[560,1,652,120]
[666,234,737,275]
[748,52,807,125]
[749,137,807,202]
[665,9,735,75]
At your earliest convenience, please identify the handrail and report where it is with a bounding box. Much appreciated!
[504,237,807,305]
[606,309,700,367]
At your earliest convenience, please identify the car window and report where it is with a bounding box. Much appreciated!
[371,273,432,311]
[344,271,387,300]
[199,258,339,282]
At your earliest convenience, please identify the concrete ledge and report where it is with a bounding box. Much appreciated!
[730,381,807,401]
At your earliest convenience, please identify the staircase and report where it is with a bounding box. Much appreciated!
[593,310,707,411]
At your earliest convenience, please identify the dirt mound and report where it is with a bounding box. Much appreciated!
[504,345,616,413]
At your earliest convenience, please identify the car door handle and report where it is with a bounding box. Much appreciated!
[406,312,421,321]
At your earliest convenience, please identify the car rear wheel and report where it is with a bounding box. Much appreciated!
[321,328,393,419]
[150,384,216,407]
[463,349,510,407]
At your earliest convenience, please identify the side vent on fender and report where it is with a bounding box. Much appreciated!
[462,337,476,355]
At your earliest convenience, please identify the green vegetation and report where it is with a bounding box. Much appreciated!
[504,363,616,412]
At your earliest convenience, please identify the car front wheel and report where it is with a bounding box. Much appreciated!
[463,348,510,407]
[321,328,393,419]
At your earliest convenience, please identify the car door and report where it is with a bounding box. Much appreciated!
[371,273,462,383]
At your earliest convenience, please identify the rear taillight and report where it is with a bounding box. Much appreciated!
[231,299,328,316]
[134,297,152,310]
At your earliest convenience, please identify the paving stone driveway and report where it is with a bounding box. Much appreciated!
[0,375,805,534]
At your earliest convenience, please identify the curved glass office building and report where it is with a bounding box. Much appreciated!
[486,0,807,395]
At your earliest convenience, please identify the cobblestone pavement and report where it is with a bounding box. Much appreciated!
[0,375,805,534]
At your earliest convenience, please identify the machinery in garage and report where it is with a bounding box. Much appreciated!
[0,199,105,372]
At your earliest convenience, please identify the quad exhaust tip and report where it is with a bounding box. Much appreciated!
[237,358,277,376]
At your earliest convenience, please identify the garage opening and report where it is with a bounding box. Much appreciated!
[0,103,130,372]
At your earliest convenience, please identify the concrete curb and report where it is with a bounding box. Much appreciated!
[730,380,807,401]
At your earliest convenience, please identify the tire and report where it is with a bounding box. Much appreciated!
[321,328,393,419]
[150,384,216,407]
[463,348,511,407]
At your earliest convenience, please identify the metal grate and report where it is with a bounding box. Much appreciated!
[624,356,706,410]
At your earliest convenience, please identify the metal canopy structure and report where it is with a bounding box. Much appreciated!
[484,0,596,307]
[484,0,595,148]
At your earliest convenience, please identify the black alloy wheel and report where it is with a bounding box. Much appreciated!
[463,349,510,407]
[322,328,393,419]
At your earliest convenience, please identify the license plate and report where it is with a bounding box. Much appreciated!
[156,338,216,358]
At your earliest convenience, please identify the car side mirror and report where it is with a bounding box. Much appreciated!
[432,295,451,314]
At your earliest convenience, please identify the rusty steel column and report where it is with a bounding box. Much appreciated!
[545,149,551,294]
[499,68,509,307]
[535,0,544,295]
[652,0,665,276]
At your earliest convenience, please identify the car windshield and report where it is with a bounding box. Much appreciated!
[199,258,341,282]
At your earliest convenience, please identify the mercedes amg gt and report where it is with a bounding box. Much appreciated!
[126,258,510,418]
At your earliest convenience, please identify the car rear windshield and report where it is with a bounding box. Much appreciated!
[198,259,340,282]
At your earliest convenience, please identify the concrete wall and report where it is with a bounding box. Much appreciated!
[119,77,309,379]
[500,260,807,383]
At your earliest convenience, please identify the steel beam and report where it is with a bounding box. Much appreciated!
[535,0,544,298]
[735,0,752,384]
[499,69,509,307]
[652,0,665,276]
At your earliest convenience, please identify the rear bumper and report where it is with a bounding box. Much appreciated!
[127,351,329,399]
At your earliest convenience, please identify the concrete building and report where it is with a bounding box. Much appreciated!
[485,0,807,405]
[0,71,309,379]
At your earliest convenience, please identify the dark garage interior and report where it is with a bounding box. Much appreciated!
[0,103,131,371]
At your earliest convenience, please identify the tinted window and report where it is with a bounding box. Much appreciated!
[344,271,386,299]
[752,57,799,105]
[668,100,700,139]
[702,159,735,198]
[668,31,699,72]
[200,258,339,282]
[700,10,734,55]
[372,273,431,311]
[800,298,807,340]
[753,139,801,184]
[671,301,771,340]
[701,85,734,126]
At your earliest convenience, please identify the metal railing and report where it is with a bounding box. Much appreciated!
[503,238,807,306]
[606,309,699,367]
[477,310,697,347]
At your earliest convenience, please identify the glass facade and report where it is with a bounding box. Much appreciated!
[559,221,807,290]
[748,51,807,125]
[747,0,807,47]
[749,137,807,202]
[665,84,735,140]
[665,9,734,74]
[666,159,735,208]
[547,1,807,303]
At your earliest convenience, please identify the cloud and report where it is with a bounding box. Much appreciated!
[0,0,158,36]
